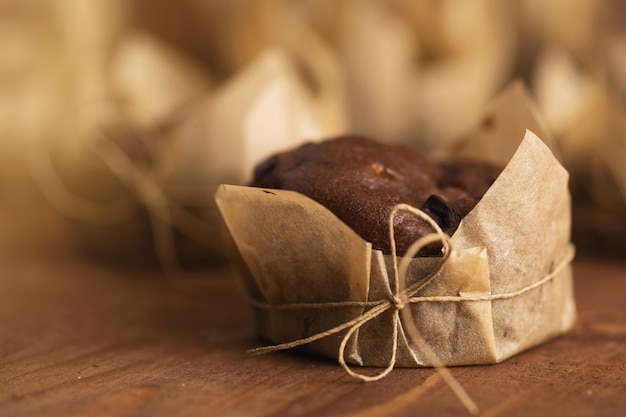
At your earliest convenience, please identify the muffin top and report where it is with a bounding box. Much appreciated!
[251,135,501,256]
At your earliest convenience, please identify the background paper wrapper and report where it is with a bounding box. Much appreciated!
[215,131,576,367]
[44,41,338,262]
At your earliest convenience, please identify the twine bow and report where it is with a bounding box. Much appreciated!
[246,204,575,416]
[27,105,223,273]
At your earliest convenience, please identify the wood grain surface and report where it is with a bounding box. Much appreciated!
[0,207,625,417]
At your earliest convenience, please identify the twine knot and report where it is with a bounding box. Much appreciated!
[392,294,406,310]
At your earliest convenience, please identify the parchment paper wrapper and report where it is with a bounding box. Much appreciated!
[533,48,626,255]
[448,80,558,166]
[47,41,339,262]
[159,47,345,258]
[45,27,213,261]
[333,0,516,146]
[215,130,576,367]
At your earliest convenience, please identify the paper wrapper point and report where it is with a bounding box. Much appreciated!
[215,130,576,368]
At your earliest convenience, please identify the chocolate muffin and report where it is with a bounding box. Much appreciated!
[251,135,502,256]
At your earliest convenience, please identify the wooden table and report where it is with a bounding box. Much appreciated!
[1,207,625,417]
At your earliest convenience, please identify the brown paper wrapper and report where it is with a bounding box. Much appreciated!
[448,80,559,166]
[533,48,626,255]
[44,42,338,263]
[215,130,575,367]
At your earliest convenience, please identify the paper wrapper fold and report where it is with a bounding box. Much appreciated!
[215,130,576,367]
